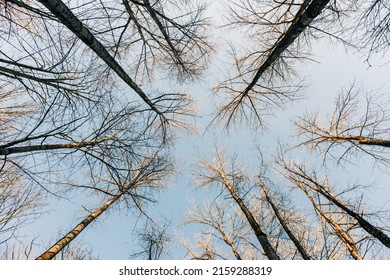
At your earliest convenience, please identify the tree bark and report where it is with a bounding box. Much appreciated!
[218,172,280,260]
[36,189,124,260]
[323,134,390,148]
[0,137,112,155]
[303,190,362,260]
[357,137,390,148]
[259,179,311,260]
[288,166,390,249]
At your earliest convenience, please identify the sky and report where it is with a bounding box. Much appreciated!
[2,0,390,260]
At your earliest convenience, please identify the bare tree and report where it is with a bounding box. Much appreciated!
[294,82,390,166]
[213,0,342,127]
[195,151,281,259]
[280,159,390,253]
[258,177,311,259]
[36,152,173,260]
[186,202,249,260]
[283,173,363,259]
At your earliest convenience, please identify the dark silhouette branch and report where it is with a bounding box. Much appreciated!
[0,136,115,156]
[36,0,163,117]
[283,162,390,249]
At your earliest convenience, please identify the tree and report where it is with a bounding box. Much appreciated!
[258,178,311,259]
[195,151,280,259]
[214,0,333,127]
[36,152,173,260]
[280,160,390,250]
[294,82,390,166]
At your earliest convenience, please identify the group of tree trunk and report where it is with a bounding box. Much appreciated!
[1,0,389,259]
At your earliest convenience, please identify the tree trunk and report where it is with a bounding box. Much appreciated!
[219,173,280,260]
[288,166,390,249]
[36,190,124,260]
[324,134,390,148]
[37,0,162,116]
[243,0,330,96]
[0,137,113,155]
[259,179,311,260]
[317,185,390,249]
[304,191,362,260]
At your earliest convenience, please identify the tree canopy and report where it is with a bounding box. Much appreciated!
[0,0,389,259]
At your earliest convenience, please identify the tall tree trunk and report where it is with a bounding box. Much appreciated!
[304,191,362,260]
[242,0,330,96]
[258,179,311,260]
[0,137,113,155]
[36,0,162,116]
[36,189,124,260]
[218,173,280,260]
[317,184,390,249]
[316,134,390,148]
[288,166,390,249]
